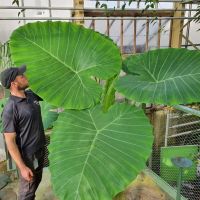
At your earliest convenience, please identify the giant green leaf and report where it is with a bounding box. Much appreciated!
[40,101,58,130]
[10,21,121,109]
[116,48,200,105]
[49,103,153,200]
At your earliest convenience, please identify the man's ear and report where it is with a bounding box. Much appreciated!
[10,81,17,88]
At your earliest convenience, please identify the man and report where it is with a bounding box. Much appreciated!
[0,65,45,200]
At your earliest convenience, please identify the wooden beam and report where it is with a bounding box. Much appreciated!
[133,19,136,53]
[157,19,161,48]
[106,18,110,36]
[182,34,199,50]
[170,3,185,48]
[91,18,95,30]
[146,18,149,51]
[84,10,173,17]
[73,0,84,25]
[120,18,124,54]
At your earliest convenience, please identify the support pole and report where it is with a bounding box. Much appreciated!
[73,0,84,25]
[170,3,185,48]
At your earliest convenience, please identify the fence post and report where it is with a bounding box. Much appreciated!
[170,3,185,48]
[73,0,84,25]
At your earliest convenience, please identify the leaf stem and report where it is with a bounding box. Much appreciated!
[102,74,118,112]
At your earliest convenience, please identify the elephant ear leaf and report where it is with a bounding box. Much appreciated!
[116,48,200,105]
[40,101,58,130]
[10,21,121,110]
[49,103,153,200]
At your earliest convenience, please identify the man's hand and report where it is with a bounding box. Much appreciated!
[20,166,34,182]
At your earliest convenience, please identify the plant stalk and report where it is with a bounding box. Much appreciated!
[102,74,118,112]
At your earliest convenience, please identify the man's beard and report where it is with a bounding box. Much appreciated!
[17,84,29,90]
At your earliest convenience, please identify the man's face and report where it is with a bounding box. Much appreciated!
[13,74,29,90]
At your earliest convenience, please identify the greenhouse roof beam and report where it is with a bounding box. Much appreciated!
[0,6,198,11]
[89,0,196,2]
[0,17,199,20]
[84,9,173,17]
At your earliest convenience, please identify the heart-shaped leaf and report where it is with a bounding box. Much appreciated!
[116,48,200,105]
[40,101,58,130]
[49,103,153,200]
[10,21,121,109]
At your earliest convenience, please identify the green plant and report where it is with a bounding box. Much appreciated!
[0,42,13,70]
[40,101,58,130]
[116,48,200,105]
[0,98,8,132]
[0,42,13,98]
[9,21,200,200]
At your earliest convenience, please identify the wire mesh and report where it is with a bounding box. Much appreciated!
[149,107,200,200]
[44,134,50,167]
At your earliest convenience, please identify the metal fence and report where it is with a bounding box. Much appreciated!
[149,106,200,200]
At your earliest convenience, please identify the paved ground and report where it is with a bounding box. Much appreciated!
[0,168,58,200]
[36,168,58,200]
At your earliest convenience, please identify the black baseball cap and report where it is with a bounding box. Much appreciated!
[0,65,26,89]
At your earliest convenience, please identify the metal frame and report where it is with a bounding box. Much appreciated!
[0,17,198,20]
[0,0,199,50]
[0,6,199,11]
[165,105,200,147]
[89,0,189,2]
[174,105,200,117]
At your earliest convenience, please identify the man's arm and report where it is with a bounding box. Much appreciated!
[4,132,33,182]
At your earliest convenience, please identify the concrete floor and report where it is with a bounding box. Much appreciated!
[0,135,58,199]
[35,168,58,200]
[1,167,58,200]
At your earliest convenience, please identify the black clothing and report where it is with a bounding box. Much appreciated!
[2,90,45,155]
[18,147,44,200]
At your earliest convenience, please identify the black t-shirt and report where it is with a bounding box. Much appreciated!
[2,90,45,155]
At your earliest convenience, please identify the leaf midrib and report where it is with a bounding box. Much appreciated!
[139,68,200,83]
[74,110,99,200]
[158,73,200,83]
[18,32,119,76]
[18,32,77,73]
[74,109,125,199]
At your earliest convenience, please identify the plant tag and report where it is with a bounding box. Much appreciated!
[33,157,39,169]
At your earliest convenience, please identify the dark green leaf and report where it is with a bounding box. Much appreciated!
[95,1,100,8]
[100,3,108,10]
[12,0,20,7]
[145,5,150,10]
[150,3,155,8]
[122,3,126,10]
[128,0,135,6]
